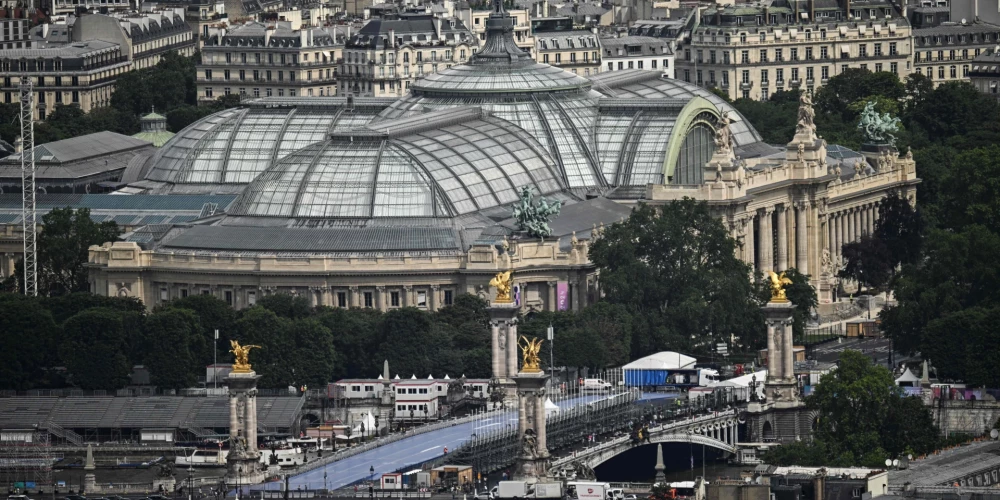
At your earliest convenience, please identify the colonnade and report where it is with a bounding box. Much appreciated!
[735,199,883,275]
[826,201,880,258]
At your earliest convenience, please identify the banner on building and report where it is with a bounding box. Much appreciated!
[557,281,569,310]
[514,285,521,306]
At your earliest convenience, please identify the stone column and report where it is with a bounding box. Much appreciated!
[874,202,880,226]
[535,394,547,453]
[377,286,387,312]
[507,320,519,376]
[321,288,332,307]
[777,205,789,272]
[767,318,779,379]
[759,208,773,273]
[403,285,413,307]
[745,215,756,269]
[547,281,557,312]
[570,280,580,311]
[867,204,875,234]
[796,203,808,274]
[348,286,358,307]
[430,284,440,312]
[783,316,794,382]
[229,392,239,441]
[853,208,861,241]
[833,214,842,258]
[846,209,855,244]
[247,390,258,452]
[517,392,527,438]
[491,320,503,379]
[839,212,847,251]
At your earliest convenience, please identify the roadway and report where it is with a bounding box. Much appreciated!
[269,392,676,491]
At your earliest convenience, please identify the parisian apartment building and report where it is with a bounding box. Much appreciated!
[339,13,477,97]
[197,21,343,101]
[0,8,195,119]
[676,0,913,101]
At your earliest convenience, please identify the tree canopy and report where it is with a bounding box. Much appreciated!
[589,199,766,359]
[767,350,940,467]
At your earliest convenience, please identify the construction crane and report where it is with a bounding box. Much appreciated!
[19,77,37,296]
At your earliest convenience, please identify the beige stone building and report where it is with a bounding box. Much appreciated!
[197,22,343,102]
[968,47,1000,99]
[0,9,195,119]
[339,14,477,97]
[913,21,1000,84]
[75,3,918,309]
[678,0,913,101]
[533,29,602,76]
[0,40,128,119]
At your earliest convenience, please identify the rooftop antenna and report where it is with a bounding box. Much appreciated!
[19,76,36,297]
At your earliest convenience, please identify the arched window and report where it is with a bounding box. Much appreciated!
[673,117,715,185]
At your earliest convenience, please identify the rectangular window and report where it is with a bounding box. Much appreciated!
[859,45,867,57]
[761,69,769,83]
[181,289,189,298]
[890,42,898,56]
[337,291,347,307]
[741,70,750,83]
[364,292,373,308]
[821,46,828,59]
[821,66,829,79]
[160,288,169,301]
[807,67,814,80]
[248,291,256,305]
[224,291,233,305]
[741,50,749,63]
[759,49,767,62]
[417,291,427,307]
[775,48,783,61]
[874,43,882,56]
[792,67,799,81]
[391,291,400,307]
[444,290,453,305]
[761,88,769,101]
[791,48,799,61]
[806,47,813,60]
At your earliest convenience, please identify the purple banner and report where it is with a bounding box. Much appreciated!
[557,281,569,311]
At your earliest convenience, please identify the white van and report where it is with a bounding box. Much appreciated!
[582,379,612,391]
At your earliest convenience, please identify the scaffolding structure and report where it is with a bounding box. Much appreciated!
[19,77,37,297]
[0,431,54,493]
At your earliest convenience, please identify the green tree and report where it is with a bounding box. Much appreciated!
[42,292,145,324]
[60,308,133,390]
[315,307,382,379]
[904,82,1000,148]
[285,318,337,387]
[815,68,906,118]
[142,308,203,389]
[374,308,435,378]
[257,293,313,319]
[808,350,939,466]
[162,294,236,366]
[0,296,58,390]
[36,207,121,295]
[232,306,293,388]
[782,268,817,338]
[840,191,922,292]
[589,200,766,359]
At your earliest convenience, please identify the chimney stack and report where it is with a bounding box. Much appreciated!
[388,28,395,47]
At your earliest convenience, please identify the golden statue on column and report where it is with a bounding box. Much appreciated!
[230,340,261,373]
[767,271,793,303]
[518,336,544,373]
[490,269,514,303]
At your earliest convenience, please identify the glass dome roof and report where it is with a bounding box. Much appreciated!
[411,0,591,96]
[227,108,567,219]
[412,62,593,95]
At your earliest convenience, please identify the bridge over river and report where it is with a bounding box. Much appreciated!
[267,391,739,491]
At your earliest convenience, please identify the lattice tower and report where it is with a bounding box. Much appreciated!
[19,77,37,296]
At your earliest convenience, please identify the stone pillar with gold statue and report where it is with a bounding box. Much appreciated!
[488,269,519,391]
[762,272,799,405]
[225,341,267,486]
[743,273,815,444]
[513,336,550,483]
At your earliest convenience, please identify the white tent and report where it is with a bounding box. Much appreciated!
[622,351,697,370]
[352,411,377,434]
[895,367,921,387]
[544,398,559,416]
[710,370,767,401]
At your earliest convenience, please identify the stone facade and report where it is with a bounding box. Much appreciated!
[225,371,267,486]
[87,235,599,312]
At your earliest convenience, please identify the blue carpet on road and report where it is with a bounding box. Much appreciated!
[266,392,676,490]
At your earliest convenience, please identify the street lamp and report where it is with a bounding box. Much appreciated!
[369,465,375,483]
[409,409,414,428]
[374,415,380,437]
[236,464,243,500]
[361,422,366,442]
